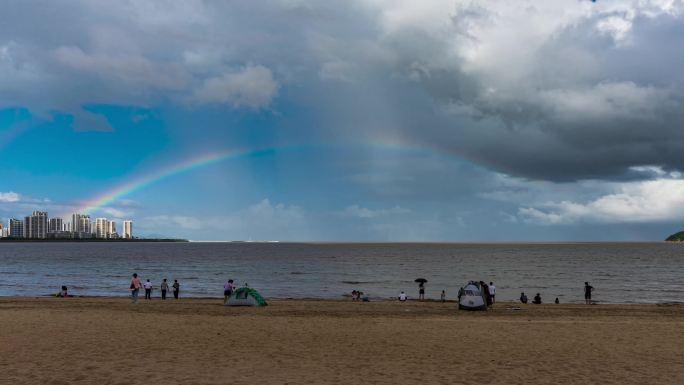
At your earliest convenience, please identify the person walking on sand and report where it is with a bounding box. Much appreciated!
[584,282,594,304]
[489,282,496,304]
[419,283,425,301]
[172,279,180,299]
[440,290,446,302]
[224,279,234,303]
[130,273,142,303]
[160,278,169,300]
[143,279,153,300]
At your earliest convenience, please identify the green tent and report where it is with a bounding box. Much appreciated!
[225,287,268,307]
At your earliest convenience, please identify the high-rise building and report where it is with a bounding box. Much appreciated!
[9,219,23,238]
[95,218,108,239]
[24,211,48,239]
[49,218,64,233]
[107,220,117,238]
[72,213,91,233]
[123,220,133,239]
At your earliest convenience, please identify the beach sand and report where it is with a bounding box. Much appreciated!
[1,297,683,384]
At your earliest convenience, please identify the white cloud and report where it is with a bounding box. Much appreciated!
[190,65,278,108]
[0,192,20,202]
[519,178,684,224]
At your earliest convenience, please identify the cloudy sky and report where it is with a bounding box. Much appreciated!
[2,0,684,241]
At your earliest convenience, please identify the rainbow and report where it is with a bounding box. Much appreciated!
[72,147,276,215]
[71,140,464,216]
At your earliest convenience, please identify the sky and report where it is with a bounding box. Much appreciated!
[2,0,684,241]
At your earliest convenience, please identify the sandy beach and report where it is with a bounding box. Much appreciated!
[1,297,682,385]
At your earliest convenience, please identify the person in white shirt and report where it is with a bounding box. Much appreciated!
[489,282,496,304]
[398,291,407,301]
[143,279,153,300]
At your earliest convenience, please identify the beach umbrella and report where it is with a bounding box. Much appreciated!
[414,278,428,284]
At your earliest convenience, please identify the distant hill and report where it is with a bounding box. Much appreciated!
[665,231,684,241]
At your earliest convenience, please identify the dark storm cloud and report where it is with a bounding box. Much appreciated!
[2,0,684,181]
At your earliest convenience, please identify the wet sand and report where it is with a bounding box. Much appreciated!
[1,297,683,384]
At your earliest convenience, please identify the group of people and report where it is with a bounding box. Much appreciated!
[129,273,180,303]
[520,282,595,305]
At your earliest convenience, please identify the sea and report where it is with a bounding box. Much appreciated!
[0,242,683,304]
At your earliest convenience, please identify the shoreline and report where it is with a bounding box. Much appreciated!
[3,294,682,305]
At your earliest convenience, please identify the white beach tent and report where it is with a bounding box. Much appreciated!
[458,281,487,311]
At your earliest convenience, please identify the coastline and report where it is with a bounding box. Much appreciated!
[1,297,683,384]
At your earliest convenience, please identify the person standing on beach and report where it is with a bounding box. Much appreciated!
[480,281,492,307]
[143,279,153,300]
[584,282,594,304]
[224,279,234,302]
[489,282,496,304]
[440,290,446,302]
[172,279,180,299]
[419,283,425,301]
[130,273,142,304]
[160,279,169,300]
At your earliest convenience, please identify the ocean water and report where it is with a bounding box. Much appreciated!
[0,242,682,304]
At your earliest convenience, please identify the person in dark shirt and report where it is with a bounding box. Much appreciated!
[584,282,594,304]
[533,293,542,304]
[520,292,528,304]
[172,279,180,299]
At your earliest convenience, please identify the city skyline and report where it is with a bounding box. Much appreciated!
[0,209,133,240]
[3,1,684,241]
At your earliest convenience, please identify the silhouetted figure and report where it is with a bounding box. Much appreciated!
[172,279,180,299]
[584,282,594,304]
[520,292,528,304]
[533,293,542,304]
[555,297,559,304]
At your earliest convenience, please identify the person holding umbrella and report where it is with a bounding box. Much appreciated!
[415,278,427,301]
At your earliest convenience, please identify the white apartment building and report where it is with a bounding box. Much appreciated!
[123,220,133,239]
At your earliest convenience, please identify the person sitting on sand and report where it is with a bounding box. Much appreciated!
[56,285,68,298]
[520,292,528,304]
[533,293,542,304]
[555,297,559,304]
[399,291,407,301]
